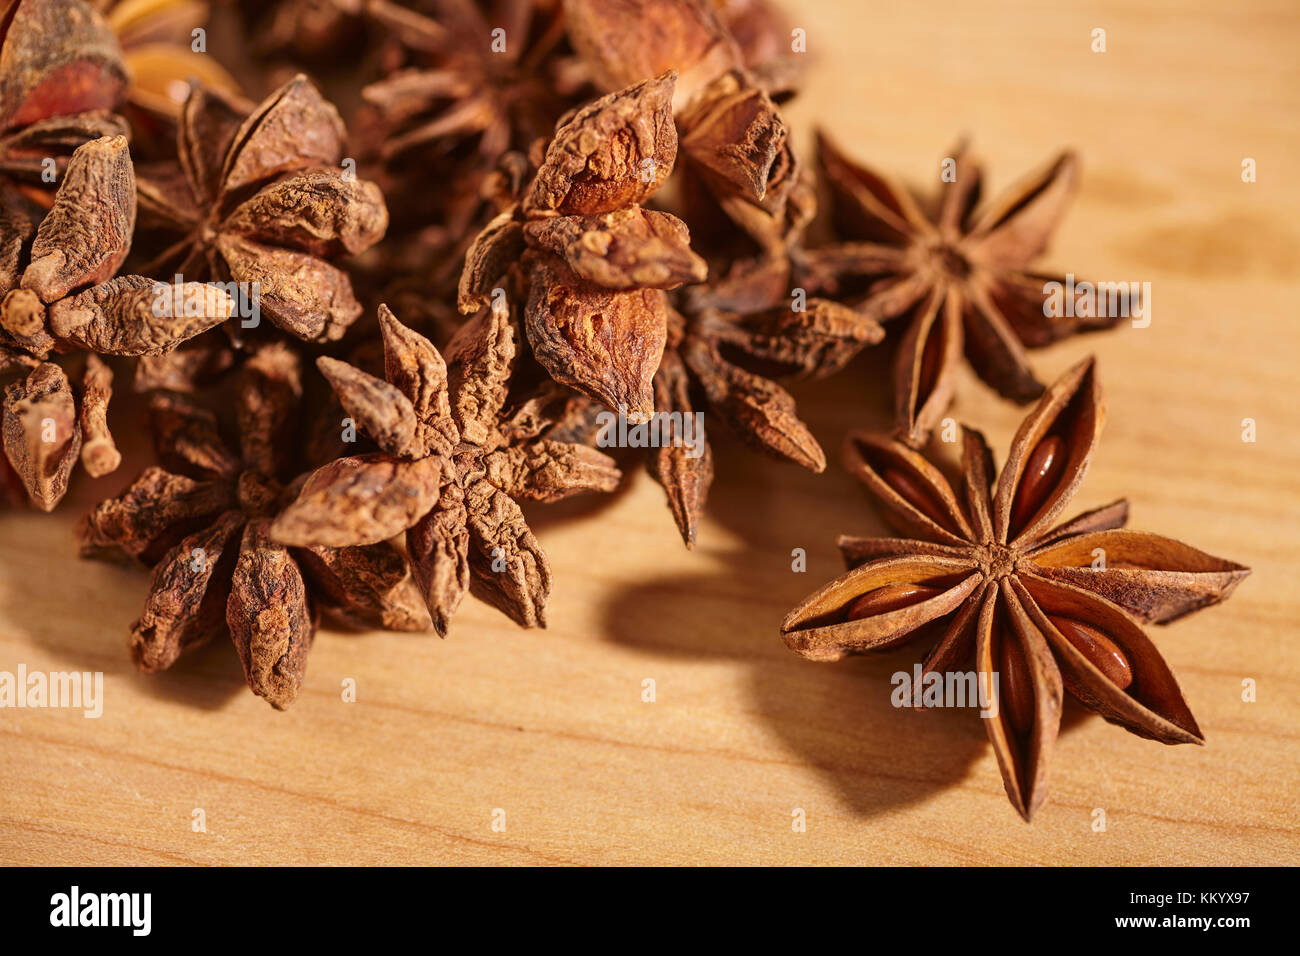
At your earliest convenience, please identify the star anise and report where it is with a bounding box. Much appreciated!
[563,0,804,287]
[0,134,235,509]
[134,74,389,343]
[0,0,129,289]
[459,70,706,420]
[781,358,1249,819]
[79,343,431,709]
[651,294,882,546]
[270,303,620,632]
[356,0,582,237]
[800,135,1123,448]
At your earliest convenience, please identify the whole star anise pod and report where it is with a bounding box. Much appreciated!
[460,70,706,420]
[79,343,431,709]
[780,358,1249,819]
[270,303,621,632]
[651,295,882,546]
[134,74,388,343]
[800,135,1124,449]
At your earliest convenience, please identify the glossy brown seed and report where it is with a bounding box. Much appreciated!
[996,632,1034,736]
[1010,434,1066,533]
[1049,615,1133,690]
[844,582,940,621]
[883,467,951,528]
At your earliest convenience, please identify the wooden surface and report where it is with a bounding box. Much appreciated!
[3,0,1299,865]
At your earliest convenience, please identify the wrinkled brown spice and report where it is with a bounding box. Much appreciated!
[79,344,432,709]
[460,70,701,422]
[782,358,1250,819]
[134,75,388,343]
[271,304,620,634]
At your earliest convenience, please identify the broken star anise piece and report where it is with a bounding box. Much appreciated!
[271,303,621,633]
[135,74,388,343]
[800,135,1124,448]
[781,357,1249,820]
[78,343,431,709]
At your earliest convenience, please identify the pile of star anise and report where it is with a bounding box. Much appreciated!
[0,0,1249,821]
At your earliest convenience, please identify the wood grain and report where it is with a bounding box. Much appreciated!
[2,0,1299,865]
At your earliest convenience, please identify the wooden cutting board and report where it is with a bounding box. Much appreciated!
[3,0,1298,865]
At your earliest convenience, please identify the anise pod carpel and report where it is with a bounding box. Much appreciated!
[677,68,793,208]
[781,357,1249,819]
[0,350,124,509]
[523,255,671,422]
[522,206,706,291]
[802,134,1124,448]
[648,343,713,548]
[524,69,678,217]
[19,133,135,303]
[644,293,882,548]
[1,360,79,509]
[561,0,803,257]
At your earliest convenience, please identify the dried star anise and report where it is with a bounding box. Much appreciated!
[0,0,129,291]
[563,0,805,293]
[460,70,706,420]
[134,74,388,343]
[79,343,431,709]
[651,295,882,546]
[0,0,126,133]
[357,0,582,234]
[0,132,235,509]
[781,358,1249,819]
[800,135,1123,448]
[271,302,620,632]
